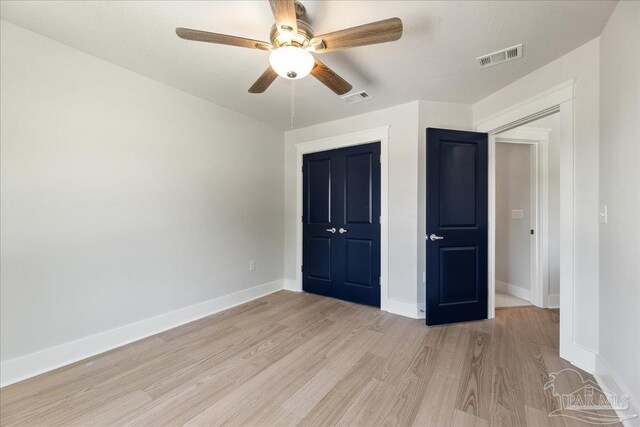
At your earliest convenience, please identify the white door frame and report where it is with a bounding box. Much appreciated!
[293,126,391,311]
[476,79,589,370]
[494,127,551,308]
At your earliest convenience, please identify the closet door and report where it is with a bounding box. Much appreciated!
[303,142,380,307]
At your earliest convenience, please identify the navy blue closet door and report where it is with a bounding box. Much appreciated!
[426,128,488,325]
[303,143,380,307]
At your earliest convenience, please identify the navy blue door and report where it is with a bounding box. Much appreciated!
[426,128,488,325]
[303,143,381,307]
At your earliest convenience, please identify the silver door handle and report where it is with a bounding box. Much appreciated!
[429,234,444,241]
[339,228,348,234]
[326,228,336,233]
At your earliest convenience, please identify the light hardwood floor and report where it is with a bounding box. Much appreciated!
[0,290,620,426]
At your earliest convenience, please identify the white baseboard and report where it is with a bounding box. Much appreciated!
[283,278,302,292]
[384,298,419,319]
[547,293,560,308]
[495,280,531,301]
[0,279,284,388]
[595,354,640,426]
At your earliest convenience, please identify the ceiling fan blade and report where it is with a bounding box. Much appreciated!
[248,66,279,93]
[310,17,403,53]
[269,0,298,36]
[176,28,271,51]
[310,59,352,95]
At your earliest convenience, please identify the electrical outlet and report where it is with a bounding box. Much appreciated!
[249,260,256,271]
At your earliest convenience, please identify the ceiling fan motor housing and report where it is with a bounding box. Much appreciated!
[270,20,314,48]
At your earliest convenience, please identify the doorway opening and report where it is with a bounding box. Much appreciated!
[495,142,535,307]
[494,114,559,310]
[477,79,586,369]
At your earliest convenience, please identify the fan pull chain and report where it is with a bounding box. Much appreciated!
[290,80,295,129]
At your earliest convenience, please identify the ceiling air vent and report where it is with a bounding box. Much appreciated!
[477,44,522,68]
[341,90,372,104]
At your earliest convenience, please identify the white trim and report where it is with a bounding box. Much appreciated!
[495,129,551,309]
[476,79,575,133]
[557,100,584,369]
[495,280,531,302]
[547,293,560,308]
[294,126,392,313]
[476,79,594,373]
[571,343,596,373]
[0,279,285,387]
[385,298,420,319]
[497,126,554,141]
[529,144,539,306]
[595,355,640,426]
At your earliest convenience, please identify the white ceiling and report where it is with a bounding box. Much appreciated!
[0,1,616,129]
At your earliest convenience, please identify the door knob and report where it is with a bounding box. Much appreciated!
[339,228,348,234]
[326,227,336,233]
[429,234,444,241]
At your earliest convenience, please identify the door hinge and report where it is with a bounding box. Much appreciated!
[379,215,382,224]
[379,276,381,285]
[301,264,304,272]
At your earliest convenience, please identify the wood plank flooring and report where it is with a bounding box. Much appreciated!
[0,291,620,426]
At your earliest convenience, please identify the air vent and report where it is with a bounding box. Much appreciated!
[341,90,372,104]
[477,44,522,68]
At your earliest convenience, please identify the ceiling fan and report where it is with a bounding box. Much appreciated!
[176,0,403,96]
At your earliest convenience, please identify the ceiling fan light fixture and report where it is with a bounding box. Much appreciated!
[177,1,403,95]
[269,46,314,80]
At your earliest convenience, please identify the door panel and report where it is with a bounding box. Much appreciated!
[306,158,332,224]
[440,246,479,303]
[426,128,488,325]
[303,143,380,307]
[439,141,478,228]
[345,152,373,224]
[307,237,332,281]
[303,151,338,297]
[345,238,373,287]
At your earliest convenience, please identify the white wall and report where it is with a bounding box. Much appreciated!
[495,143,531,294]
[473,38,601,354]
[597,0,640,420]
[283,100,472,315]
[0,21,284,365]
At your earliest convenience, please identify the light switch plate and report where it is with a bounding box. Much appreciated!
[249,260,256,271]
[599,205,608,224]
